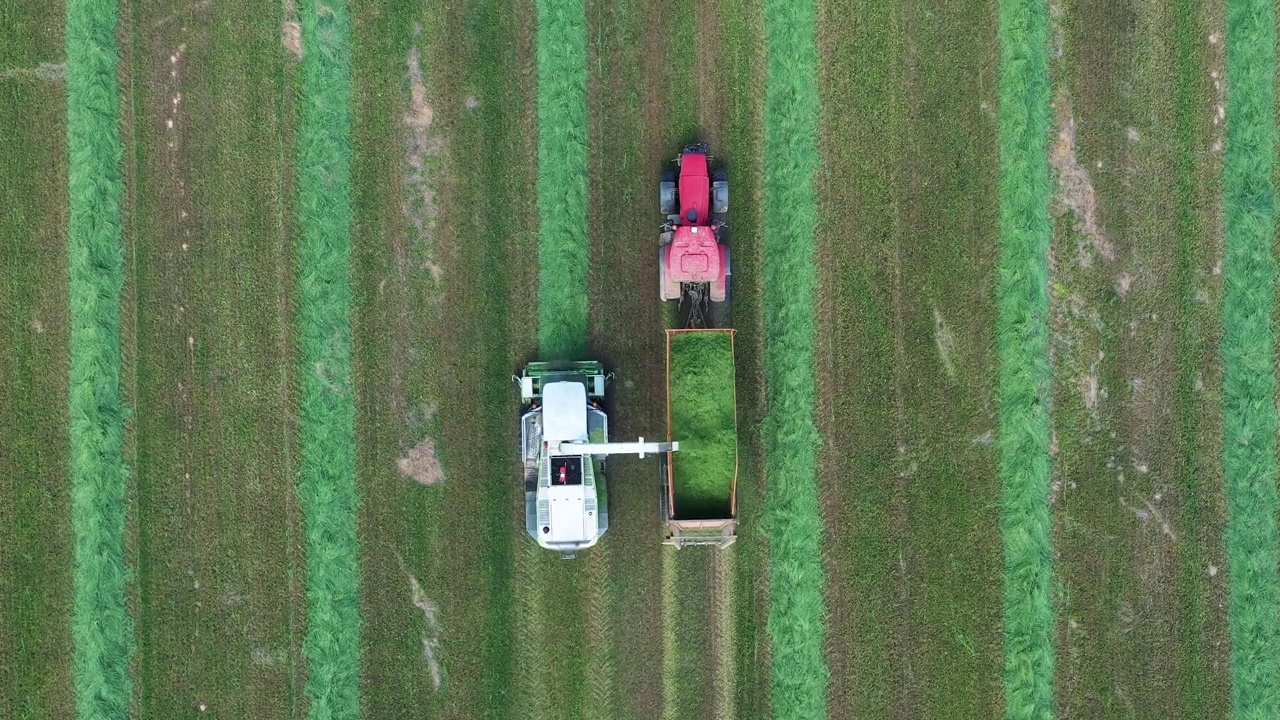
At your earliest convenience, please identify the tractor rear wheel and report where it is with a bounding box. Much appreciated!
[660,170,677,216]
[659,454,671,521]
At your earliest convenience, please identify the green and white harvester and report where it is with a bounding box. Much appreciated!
[516,362,676,558]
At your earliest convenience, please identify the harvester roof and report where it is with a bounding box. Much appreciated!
[543,382,588,447]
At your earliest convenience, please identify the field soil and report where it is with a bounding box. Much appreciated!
[0,2,75,717]
[126,1,303,716]
[1047,0,1230,715]
[816,0,1005,716]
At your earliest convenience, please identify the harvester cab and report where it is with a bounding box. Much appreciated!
[517,362,677,558]
[660,143,730,328]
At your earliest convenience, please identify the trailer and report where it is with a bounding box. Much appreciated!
[660,329,738,548]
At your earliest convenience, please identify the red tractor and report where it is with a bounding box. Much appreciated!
[659,143,730,327]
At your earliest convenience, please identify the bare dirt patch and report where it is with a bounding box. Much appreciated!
[281,0,302,60]
[398,406,443,485]
[402,23,443,283]
[0,62,66,81]
[1115,271,1134,299]
[1051,99,1114,265]
[402,564,443,690]
[709,549,737,720]
[932,308,958,380]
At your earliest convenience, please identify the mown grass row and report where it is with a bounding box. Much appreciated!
[994,0,1054,717]
[760,0,828,717]
[536,0,588,360]
[296,2,361,718]
[1221,0,1280,716]
[65,0,134,717]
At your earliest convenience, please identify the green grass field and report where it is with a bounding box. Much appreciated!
[0,3,74,718]
[1048,0,1232,716]
[2,0,1264,718]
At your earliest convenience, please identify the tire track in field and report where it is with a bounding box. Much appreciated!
[710,549,737,720]
[690,7,745,718]
[661,548,679,720]
[584,0,670,716]
[513,542,550,720]
[584,545,614,720]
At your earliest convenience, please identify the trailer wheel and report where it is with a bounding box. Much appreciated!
[658,453,671,521]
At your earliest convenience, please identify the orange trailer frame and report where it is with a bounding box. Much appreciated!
[663,328,738,548]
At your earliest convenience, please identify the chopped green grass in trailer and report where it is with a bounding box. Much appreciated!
[668,330,738,520]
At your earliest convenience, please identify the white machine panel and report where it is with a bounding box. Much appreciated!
[543,382,589,445]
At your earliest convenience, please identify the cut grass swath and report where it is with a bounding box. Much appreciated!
[536,0,588,360]
[65,0,135,717]
[297,1,361,718]
[1221,0,1280,717]
[761,0,828,717]
[995,0,1054,717]
[668,330,737,520]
